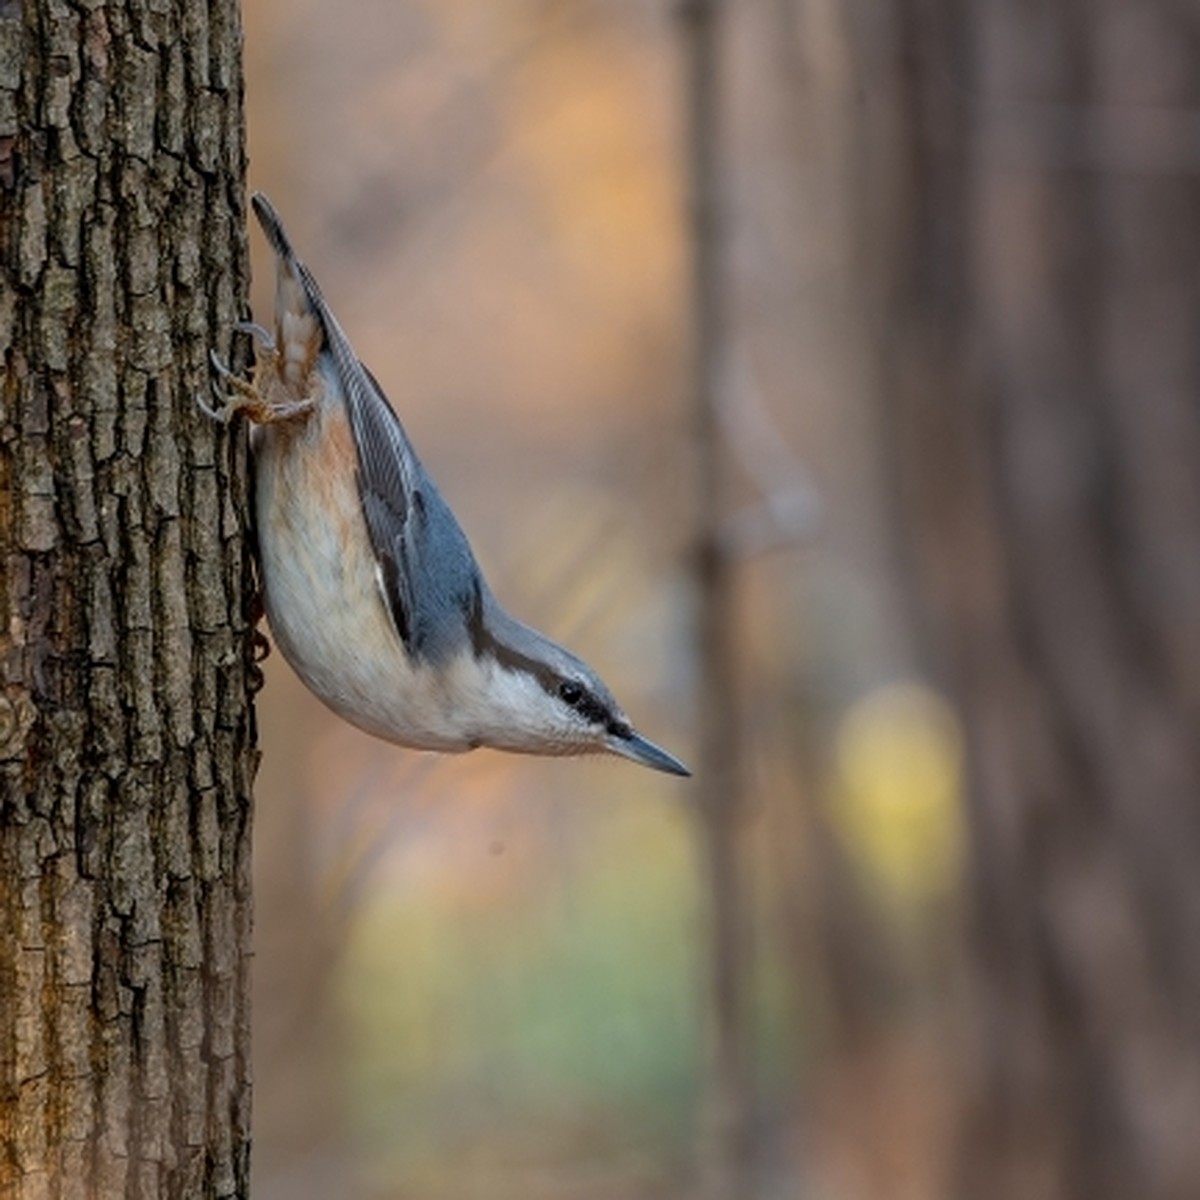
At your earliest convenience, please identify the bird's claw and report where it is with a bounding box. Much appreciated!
[234,321,277,353]
[197,346,316,425]
[195,388,232,424]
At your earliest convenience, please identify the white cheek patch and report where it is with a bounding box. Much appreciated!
[431,655,588,754]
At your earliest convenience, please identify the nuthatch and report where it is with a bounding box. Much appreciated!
[202,193,690,777]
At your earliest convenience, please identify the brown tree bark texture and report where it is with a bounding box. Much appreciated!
[889,4,1200,1200]
[0,1,255,1197]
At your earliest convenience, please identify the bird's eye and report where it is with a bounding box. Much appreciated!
[558,681,584,706]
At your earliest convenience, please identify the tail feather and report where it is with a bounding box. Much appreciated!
[250,193,297,264]
[251,192,321,396]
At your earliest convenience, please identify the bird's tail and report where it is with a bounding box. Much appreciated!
[251,192,323,397]
[250,192,297,264]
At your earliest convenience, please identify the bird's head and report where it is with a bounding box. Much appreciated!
[462,589,690,776]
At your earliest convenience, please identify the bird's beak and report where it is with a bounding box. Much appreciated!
[607,729,692,777]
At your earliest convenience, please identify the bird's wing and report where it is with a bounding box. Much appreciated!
[329,332,422,648]
[295,258,434,654]
[335,344,483,661]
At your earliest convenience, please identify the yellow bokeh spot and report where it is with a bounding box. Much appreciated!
[830,682,964,904]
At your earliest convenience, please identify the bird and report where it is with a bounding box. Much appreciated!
[201,192,690,777]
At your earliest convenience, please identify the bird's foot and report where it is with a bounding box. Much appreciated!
[197,347,316,425]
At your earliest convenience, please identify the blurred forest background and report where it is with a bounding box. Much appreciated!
[242,3,1200,1200]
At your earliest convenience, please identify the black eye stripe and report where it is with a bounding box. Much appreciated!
[556,680,610,726]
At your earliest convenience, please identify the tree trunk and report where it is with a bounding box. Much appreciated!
[885,3,1200,1199]
[0,1,255,1196]
[678,1,755,1196]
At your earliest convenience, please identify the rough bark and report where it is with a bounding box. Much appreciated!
[0,1,255,1196]
[884,3,1200,1199]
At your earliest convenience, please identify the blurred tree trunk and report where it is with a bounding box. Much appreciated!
[679,1,755,1197]
[884,3,1200,1199]
[0,1,256,1196]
